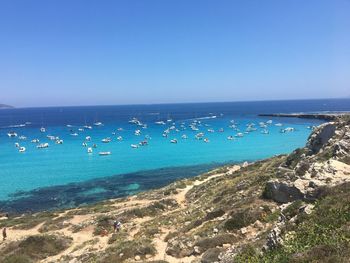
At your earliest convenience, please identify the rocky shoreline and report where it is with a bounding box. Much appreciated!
[258,112,349,121]
[0,114,349,263]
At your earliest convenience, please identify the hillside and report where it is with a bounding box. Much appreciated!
[0,104,14,109]
[0,115,349,263]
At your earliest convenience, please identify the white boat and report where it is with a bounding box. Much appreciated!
[40,127,46,133]
[117,136,123,141]
[18,136,27,140]
[235,133,244,137]
[207,129,215,133]
[261,129,269,134]
[102,137,112,143]
[78,128,84,132]
[227,135,234,140]
[56,139,64,144]
[218,128,224,132]
[87,147,93,154]
[19,147,26,153]
[85,136,91,141]
[155,121,166,125]
[266,120,273,124]
[82,142,87,147]
[117,128,124,131]
[181,134,188,139]
[84,125,92,130]
[275,123,283,127]
[170,139,178,144]
[131,144,139,148]
[134,130,141,136]
[99,151,111,156]
[70,133,79,136]
[47,135,56,140]
[37,143,49,149]
[7,132,18,138]
[31,139,40,143]
[15,142,20,148]
[204,138,210,143]
[94,122,103,126]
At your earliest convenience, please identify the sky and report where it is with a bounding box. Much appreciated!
[0,0,349,107]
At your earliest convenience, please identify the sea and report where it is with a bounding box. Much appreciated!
[1,99,349,213]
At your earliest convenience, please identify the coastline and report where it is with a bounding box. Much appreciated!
[1,113,349,263]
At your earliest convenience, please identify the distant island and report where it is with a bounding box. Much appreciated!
[0,104,14,109]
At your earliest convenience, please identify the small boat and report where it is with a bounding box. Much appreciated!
[155,121,166,125]
[15,142,20,148]
[131,144,139,148]
[181,134,188,139]
[84,125,92,130]
[134,130,141,136]
[82,142,87,147]
[204,138,210,143]
[261,129,269,134]
[19,146,26,153]
[37,143,49,149]
[266,120,273,124]
[99,151,111,156]
[47,135,56,140]
[31,139,40,143]
[94,122,103,126]
[18,136,27,140]
[207,129,215,133]
[235,133,244,137]
[70,133,79,136]
[7,132,18,138]
[87,147,93,154]
[92,144,98,148]
[56,139,64,144]
[139,140,148,146]
[66,124,73,127]
[227,135,234,140]
[117,128,124,131]
[218,128,224,132]
[78,128,84,132]
[40,127,46,133]
[275,123,283,127]
[117,136,123,141]
[170,139,178,144]
[102,137,111,143]
[85,136,91,141]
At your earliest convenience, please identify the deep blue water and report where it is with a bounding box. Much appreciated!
[0,99,349,213]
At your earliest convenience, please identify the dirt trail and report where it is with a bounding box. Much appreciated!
[1,165,240,263]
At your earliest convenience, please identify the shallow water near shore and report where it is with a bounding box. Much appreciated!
[1,99,349,213]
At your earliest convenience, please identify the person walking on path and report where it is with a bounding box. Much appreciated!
[2,227,7,241]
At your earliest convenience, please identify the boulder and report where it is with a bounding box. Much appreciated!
[264,180,304,203]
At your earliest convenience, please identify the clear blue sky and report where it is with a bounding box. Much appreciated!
[0,0,349,107]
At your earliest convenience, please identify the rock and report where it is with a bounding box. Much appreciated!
[201,248,222,263]
[242,161,249,167]
[193,245,201,255]
[264,180,304,203]
[213,228,219,234]
[307,123,336,154]
[253,220,264,230]
[134,255,141,261]
[145,254,152,259]
[264,226,283,250]
[299,204,314,215]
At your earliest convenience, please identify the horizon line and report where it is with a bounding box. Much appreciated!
[4,96,350,110]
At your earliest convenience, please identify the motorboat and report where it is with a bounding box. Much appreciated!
[87,147,93,154]
[204,138,210,143]
[170,139,178,144]
[235,133,244,137]
[84,125,92,130]
[131,144,139,148]
[102,137,111,143]
[134,130,141,136]
[19,146,26,153]
[82,142,87,147]
[31,139,40,143]
[99,151,111,156]
[85,136,91,141]
[227,135,234,140]
[275,123,283,127]
[7,132,18,138]
[181,134,188,139]
[94,122,103,126]
[37,143,49,149]
[40,127,46,133]
[261,129,269,134]
[56,139,64,144]
[139,140,148,146]
[18,136,27,140]
[15,142,20,148]
[155,121,166,125]
[70,133,79,136]
[117,136,123,141]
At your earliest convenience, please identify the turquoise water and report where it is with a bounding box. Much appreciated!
[1,99,349,212]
